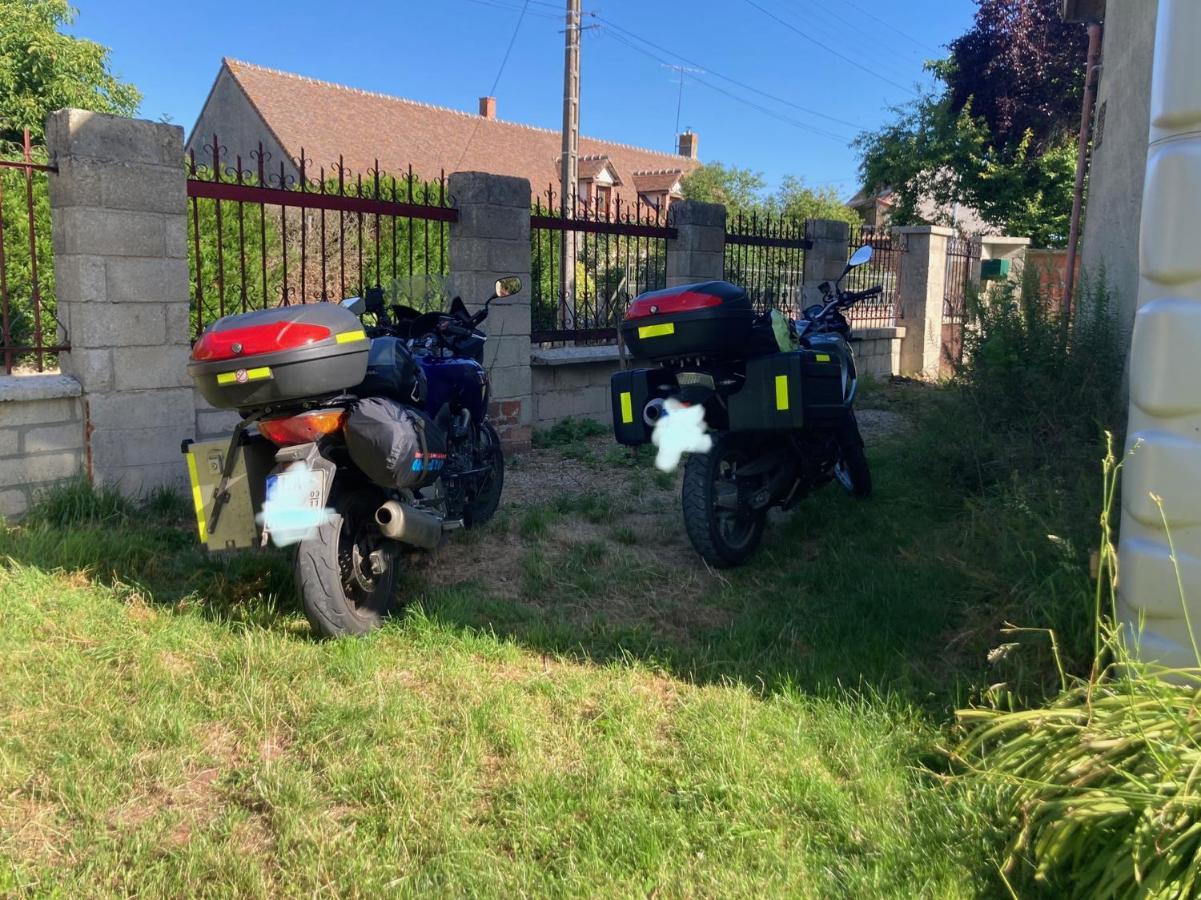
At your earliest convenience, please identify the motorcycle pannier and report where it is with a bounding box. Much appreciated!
[620,281,754,361]
[344,397,448,490]
[188,304,370,411]
[610,367,669,446]
[727,351,809,432]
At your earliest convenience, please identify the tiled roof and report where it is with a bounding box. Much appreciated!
[221,59,699,193]
[631,169,685,195]
[577,155,622,183]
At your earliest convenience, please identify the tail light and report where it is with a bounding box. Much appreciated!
[625,290,723,320]
[257,409,347,446]
[192,321,331,362]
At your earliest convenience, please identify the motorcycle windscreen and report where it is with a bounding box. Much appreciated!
[181,435,276,551]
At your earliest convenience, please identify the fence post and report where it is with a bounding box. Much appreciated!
[448,171,533,450]
[666,200,726,286]
[895,225,953,378]
[46,109,194,494]
[803,219,851,286]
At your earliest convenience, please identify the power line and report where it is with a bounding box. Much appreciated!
[460,0,559,20]
[841,0,942,54]
[593,14,867,132]
[601,28,853,143]
[742,0,919,97]
[456,0,532,170]
[790,0,933,77]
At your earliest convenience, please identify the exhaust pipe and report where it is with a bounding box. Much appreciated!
[643,397,667,427]
[375,501,442,549]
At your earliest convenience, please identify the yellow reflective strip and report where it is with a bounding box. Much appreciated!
[815,353,831,362]
[184,451,208,543]
[775,374,790,411]
[638,322,675,339]
[336,329,367,344]
[620,391,634,424]
[216,366,273,386]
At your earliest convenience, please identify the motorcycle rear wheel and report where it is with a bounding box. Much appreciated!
[294,488,402,637]
[463,421,505,527]
[682,434,767,568]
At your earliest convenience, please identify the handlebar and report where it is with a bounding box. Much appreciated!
[842,285,884,303]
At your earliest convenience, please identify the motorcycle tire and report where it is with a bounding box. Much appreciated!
[681,433,767,568]
[834,414,872,499]
[294,488,403,637]
[463,421,505,527]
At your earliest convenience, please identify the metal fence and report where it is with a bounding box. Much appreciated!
[844,225,904,329]
[723,211,811,317]
[530,187,674,344]
[941,235,981,374]
[186,136,457,337]
[0,128,65,374]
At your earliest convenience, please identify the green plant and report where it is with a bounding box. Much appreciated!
[953,440,1201,898]
[531,416,608,449]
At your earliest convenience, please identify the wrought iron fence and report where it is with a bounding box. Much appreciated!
[942,235,981,374]
[530,187,674,344]
[844,225,904,329]
[723,211,811,317]
[0,128,65,374]
[186,136,458,337]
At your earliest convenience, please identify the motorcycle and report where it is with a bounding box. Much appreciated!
[610,246,882,568]
[182,278,516,636]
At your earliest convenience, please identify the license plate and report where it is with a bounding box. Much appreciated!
[262,465,330,546]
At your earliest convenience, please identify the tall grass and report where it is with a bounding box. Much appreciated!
[902,269,1127,689]
[953,439,1201,898]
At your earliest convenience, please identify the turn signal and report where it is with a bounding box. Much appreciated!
[257,409,347,446]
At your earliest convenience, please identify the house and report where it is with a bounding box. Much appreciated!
[846,184,990,235]
[187,59,699,215]
[1074,0,1157,331]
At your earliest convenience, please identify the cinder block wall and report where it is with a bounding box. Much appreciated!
[0,375,85,519]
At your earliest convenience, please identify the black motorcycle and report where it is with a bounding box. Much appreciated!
[611,246,881,568]
[183,279,516,636]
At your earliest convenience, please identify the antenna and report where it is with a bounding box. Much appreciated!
[661,63,704,149]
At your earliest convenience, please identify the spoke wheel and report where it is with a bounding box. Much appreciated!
[681,434,766,568]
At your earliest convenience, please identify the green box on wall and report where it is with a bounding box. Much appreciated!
[980,258,1010,281]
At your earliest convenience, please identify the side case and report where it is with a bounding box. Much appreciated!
[727,352,807,431]
[611,368,656,445]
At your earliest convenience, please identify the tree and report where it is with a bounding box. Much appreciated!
[770,176,858,227]
[0,0,141,146]
[680,162,766,214]
[681,163,856,226]
[856,0,1086,247]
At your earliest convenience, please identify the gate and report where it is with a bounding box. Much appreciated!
[845,225,904,329]
[942,235,981,376]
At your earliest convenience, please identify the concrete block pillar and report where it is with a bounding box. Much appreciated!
[46,109,194,494]
[666,200,726,286]
[896,225,953,378]
[448,171,533,449]
[980,235,1032,294]
[803,218,851,286]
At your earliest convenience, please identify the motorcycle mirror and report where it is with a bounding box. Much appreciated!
[493,276,522,299]
[341,296,366,315]
[846,245,873,270]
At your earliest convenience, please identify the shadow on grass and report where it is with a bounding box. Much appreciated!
[0,477,299,631]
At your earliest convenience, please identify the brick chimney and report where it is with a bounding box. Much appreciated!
[479,96,497,120]
[677,129,698,159]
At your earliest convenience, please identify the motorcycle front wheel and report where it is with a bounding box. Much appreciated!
[462,421,505,527]
[833,413,872,499]
[294,487,403,637]
[681,433,767,568]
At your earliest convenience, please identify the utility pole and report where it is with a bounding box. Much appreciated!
[559,0,581,328]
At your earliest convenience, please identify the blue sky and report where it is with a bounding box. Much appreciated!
[67,0,977,198]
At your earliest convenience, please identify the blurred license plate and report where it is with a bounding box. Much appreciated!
[262,466,330,546]
[265,468,323,509]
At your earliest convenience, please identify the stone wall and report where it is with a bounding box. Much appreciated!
[853,327,905,379]
[47,109,194,495]
[531,346,620,428]
[0,374,85,519]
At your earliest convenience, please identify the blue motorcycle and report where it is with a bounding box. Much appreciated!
[185,278,513,636]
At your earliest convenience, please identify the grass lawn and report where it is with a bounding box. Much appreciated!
[0,386,1042,897]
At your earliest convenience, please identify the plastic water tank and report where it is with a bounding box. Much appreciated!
[1119,0,1201,666]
